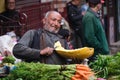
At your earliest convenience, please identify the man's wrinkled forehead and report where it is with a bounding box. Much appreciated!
[48,12,62,20]
[49,11,61,17]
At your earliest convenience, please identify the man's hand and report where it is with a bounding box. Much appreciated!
[40,47,54,56]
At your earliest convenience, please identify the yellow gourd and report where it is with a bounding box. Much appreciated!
[54,41,65,50]
[54,41,94,59]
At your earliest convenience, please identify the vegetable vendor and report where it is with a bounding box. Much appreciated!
[13,11,70,65]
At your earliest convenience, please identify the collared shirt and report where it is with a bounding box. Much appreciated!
[88,8,100,18]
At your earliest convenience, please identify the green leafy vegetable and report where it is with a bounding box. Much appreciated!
[2,56,15,64]
[3,62,76,80]
[89,52,120,79]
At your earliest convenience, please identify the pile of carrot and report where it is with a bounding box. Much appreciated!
[71,64,95,80]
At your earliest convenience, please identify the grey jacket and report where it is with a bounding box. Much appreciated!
[13,29,68,65]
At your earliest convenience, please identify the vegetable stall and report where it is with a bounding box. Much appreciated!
[1,62,96,80]
[1,41,120,80]
[1,52,120,80]
[0,46,96,80]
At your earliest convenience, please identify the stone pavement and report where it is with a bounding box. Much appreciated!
[110,41,120,55]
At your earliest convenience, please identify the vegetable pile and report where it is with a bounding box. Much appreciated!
[71,64,95,80]
[2,56,15,64]
[2,62,95,80]
[89,52,120,80]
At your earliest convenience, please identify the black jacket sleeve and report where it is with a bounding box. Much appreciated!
[66,2,83,28]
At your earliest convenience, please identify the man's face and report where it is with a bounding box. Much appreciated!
[7,0,15,10]
[43,12,62,33]
[74,0,81,6]
[97,3,102,11]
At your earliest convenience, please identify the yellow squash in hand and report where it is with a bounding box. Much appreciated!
[54,41,94,59]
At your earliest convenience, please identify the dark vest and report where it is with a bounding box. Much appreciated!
[31,29,67,64]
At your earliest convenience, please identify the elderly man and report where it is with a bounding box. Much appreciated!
[13,11,69,65]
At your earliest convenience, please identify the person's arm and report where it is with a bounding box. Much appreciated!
[13,30,54,61]
[67,4,83,22]
[13,30,41,60]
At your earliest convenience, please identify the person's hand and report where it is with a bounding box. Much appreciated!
[40,47,54,56]
[81,11,86,16]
